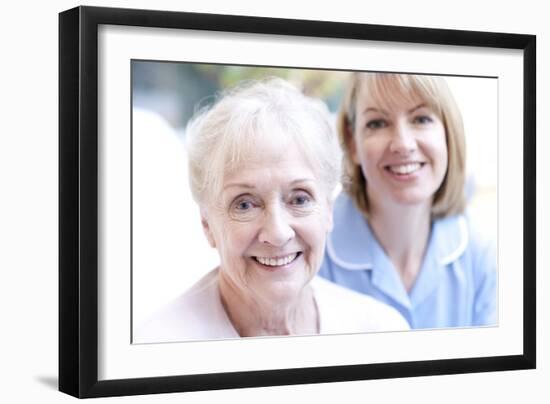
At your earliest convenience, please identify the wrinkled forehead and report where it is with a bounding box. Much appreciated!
[224,135,290,175]
[223,115,295,170]
[215,124,321,193]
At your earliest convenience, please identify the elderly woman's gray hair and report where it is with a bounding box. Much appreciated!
[185,77,342,206]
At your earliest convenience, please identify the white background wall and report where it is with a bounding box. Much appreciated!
[0,0,546,402]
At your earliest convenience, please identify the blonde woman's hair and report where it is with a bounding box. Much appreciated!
[338,72,466,218]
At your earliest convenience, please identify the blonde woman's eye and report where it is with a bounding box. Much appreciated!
[413,115,433,124]
[366,119,387,129]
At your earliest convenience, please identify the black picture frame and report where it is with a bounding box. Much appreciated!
[59,5,536,398]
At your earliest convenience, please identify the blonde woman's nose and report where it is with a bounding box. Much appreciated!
[258,205,295,247]
[389,122,417,155]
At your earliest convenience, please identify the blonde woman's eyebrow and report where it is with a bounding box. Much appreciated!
[408,103,429,114]
[361,107,388,116]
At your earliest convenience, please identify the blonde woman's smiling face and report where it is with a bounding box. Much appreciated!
[351,85,448,211]
[201,143,333,304]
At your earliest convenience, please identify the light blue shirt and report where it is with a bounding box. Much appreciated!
[319,193,497,329]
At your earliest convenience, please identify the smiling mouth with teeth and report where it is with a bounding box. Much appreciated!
[386,162,425,175]
[253,252,301,267]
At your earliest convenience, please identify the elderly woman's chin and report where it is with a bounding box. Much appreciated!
[228,253,318,302]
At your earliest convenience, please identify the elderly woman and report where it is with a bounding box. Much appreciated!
[136,78,408,342]
[319,73,497,329]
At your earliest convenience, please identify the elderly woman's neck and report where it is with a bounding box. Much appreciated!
[218,273,319,337]
[368,202,432,292]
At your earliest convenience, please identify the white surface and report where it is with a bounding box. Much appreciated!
[0,0,546,403]
[98,23,516,381]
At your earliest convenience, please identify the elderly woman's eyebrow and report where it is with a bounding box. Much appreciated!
[289,178,317,187]
[222,183,255,191]
[222,178,316,192]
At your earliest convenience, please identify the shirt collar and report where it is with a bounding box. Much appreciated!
[326,192,469,271]
[326,193,374,270]
[432,214,469,265]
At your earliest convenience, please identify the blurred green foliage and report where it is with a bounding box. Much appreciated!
[132,61,349,130]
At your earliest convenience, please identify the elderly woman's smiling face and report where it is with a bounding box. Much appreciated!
[201,141,333,304]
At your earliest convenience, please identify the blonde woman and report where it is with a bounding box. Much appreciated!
[319,73,497,329]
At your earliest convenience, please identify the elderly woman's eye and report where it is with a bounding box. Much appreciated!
[366,119,387,129]
[290,192,312,207]
[230,196,258,213]
[235,200,253,210]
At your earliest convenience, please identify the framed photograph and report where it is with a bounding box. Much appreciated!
[59,5,536,398]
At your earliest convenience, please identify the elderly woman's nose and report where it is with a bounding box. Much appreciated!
[389,122,417,155]
[258,206,295,246]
